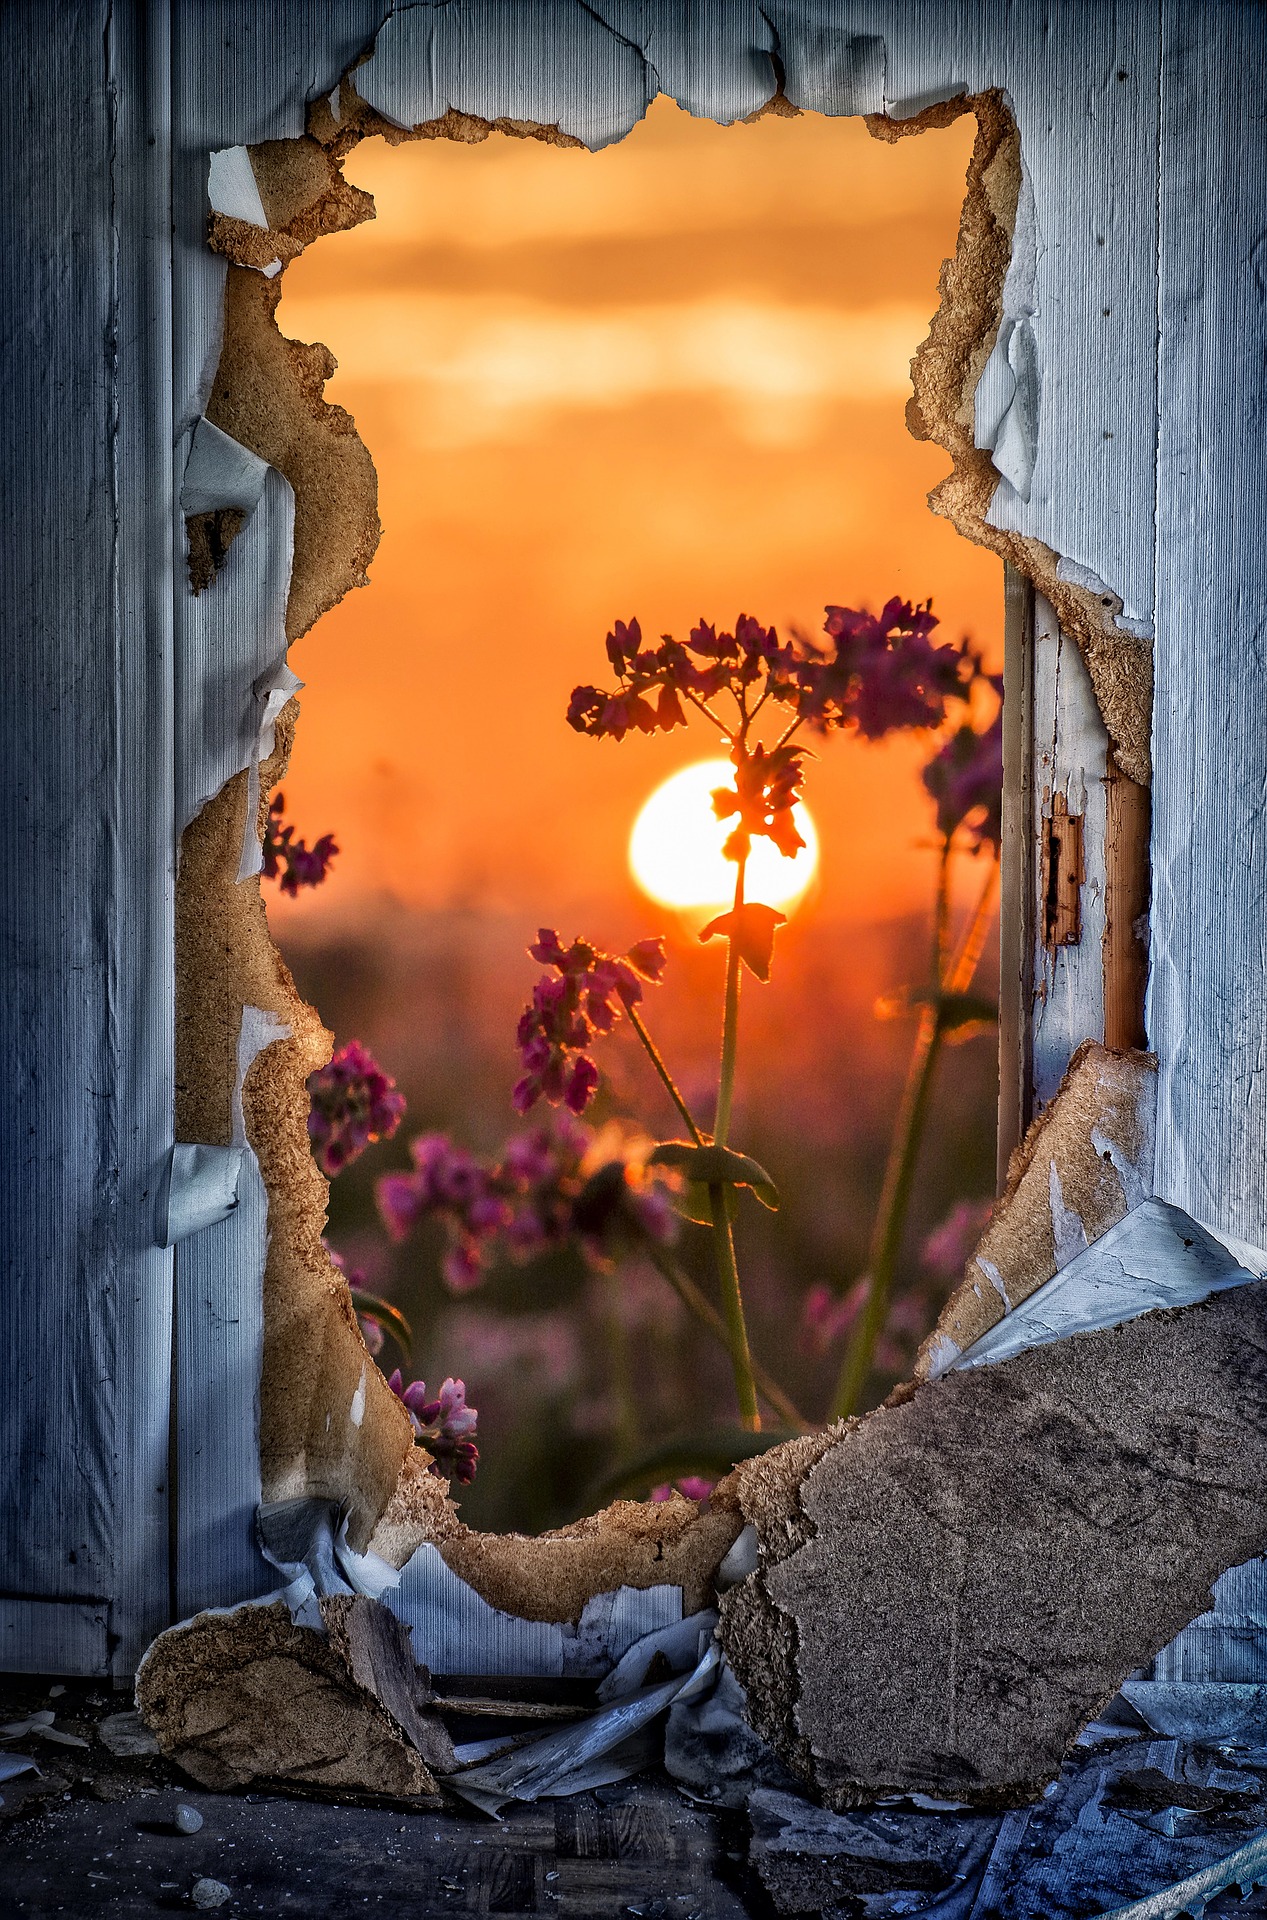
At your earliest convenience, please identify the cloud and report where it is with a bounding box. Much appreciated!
[284,292,928,446]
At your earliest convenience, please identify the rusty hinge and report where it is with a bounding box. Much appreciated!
[1042,790,1085,948]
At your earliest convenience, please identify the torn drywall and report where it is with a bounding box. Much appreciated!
[877,90,1153,785]
[915,1042,1156,1375]
[135,1596,448,1797]
[720,1271,1267,1806]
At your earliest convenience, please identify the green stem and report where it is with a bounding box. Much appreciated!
[713,856,746,1150]
[626,1002,704,1146]
[603,1269,638,1458]
[709,851,760,1429]
[710,1185,761,1431]
[829,855,1000,1421]
[651,1249,809,1432]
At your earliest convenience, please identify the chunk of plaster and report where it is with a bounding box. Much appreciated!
[157,1143,244,1247]
[722,1274,1267,1806]
[180,418,269,519]
[136,1596,450,1796]
[207,147,269,229]
[940,1199,1257,1375]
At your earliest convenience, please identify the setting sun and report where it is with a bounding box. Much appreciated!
[629,759,819,912]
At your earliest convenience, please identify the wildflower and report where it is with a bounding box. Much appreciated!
[922,707,1004,852]
[387,1370,479,1485]
[513,930,666,1117]
[261,791,338,896]
[797,600,974,739]
[798,1278,868,1358]
[375,1116,679,1292]
[709,743,808,864]
[307,1040,406,1178]
[921,1196,994,1282]
[650,1477,714,1503]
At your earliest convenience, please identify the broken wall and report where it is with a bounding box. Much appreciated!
[3,0,1265,1683]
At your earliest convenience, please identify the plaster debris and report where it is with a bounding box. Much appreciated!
[208,147,269,229]
[879,92,1153,783]
[721,1273,1267,1807]
[946,1199,1257,1375]
[749,1785,1002,1916]
[98,1711,160,1759]
[136,1596,452,1798]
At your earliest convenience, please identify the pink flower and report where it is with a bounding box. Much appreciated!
[306,1041,406,1179]
[921,1197,994,1282]
[650,1477,714,1503]
[798,1278,868,1357]
[387,1370,480,1485]
[375,1116,679,1291]
[261,791,338,896]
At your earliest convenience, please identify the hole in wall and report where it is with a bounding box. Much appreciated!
[254,96,1004,1536]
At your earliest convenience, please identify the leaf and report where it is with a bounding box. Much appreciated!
[650,1141,779,1211]
[937,991,999,1033]
[347,1288,413,1360]
[673,1180,741,1225]
[873,986,998,1037]
[699,902,787,982]
[591,1426,801,1502]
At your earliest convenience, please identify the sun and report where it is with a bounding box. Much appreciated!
[629,759,819,912]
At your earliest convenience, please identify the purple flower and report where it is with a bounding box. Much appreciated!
[375,1116,679,1292]
[387,1370,479,1485]
[513,931,667,1116]
[798,600,973,740]
[261,791,338,896]
[306,1041,406,1179]
[798,1278,867,1358]
[921,708,1003,852]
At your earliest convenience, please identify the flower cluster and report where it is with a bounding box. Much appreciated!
[513,930,667,1117]
[262,791,338,896]
[568,603,974,753]
[800,601,973,739]
[921,704,1004,853]
[387,1370,479,1485]
[307,1040,407,1178]
[377,1116,679,1293]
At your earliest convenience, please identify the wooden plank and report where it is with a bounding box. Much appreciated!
[0,0,175,1677]
[1150,0,1267,1249]
[0,1599,111,1679]
[109,0,180,1681]
[997,564,1035,1184]
[1030,594,1108,1106]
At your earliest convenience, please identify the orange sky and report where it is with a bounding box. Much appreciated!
[272,99,1000,935]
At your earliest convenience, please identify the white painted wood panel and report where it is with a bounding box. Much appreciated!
[1150,0,1267,1250]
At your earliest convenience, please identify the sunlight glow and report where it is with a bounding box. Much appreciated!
[629,759,819,913]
